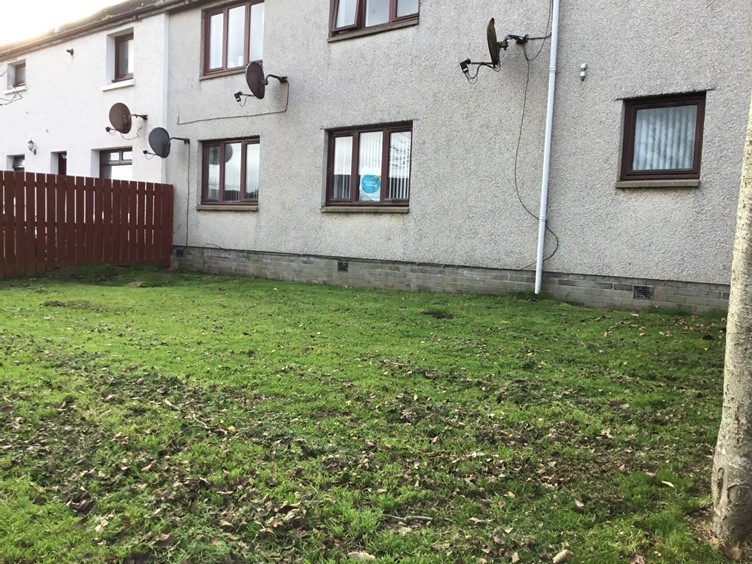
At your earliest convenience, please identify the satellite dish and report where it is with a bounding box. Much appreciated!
[148,127,171,158]
[234,62,288,103]
[145,126,190,159]
[487,18,501,67]
[109,102,133,134]
[246,62,266,99]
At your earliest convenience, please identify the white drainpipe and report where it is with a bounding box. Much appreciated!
[534,0,561,294]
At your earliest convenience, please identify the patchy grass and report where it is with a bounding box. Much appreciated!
[0,265,727,562]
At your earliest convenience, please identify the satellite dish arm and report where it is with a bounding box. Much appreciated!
[266,73,288,84]
[171,137,190,144]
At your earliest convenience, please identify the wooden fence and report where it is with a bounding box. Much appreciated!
[0,171,174,278]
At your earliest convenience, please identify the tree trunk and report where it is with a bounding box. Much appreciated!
[712,94,752,542]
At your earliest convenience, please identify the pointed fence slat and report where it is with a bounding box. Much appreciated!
[0,172,173,278]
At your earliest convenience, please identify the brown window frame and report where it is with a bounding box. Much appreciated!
[326,123,412,207]
[12,61,26,87]
[202,0,264,76]
[331,0,419,37]
[114,33,134,82]
[620,92,706,181]
[201,138,261,205]
[100,148,133,179]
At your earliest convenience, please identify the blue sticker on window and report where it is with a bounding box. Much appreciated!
[360,174,381,194]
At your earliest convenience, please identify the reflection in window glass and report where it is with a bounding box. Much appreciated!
[250,3,265,61]
[388,131,411,200]
[333,136,353,200]
[396,0,419,18]
[245,143,260,199]
[208,13,224,69]
[227,6,246,68]
[358,131,382,202]
[365,0,389,27]
[336,0,357,28]
[207,146,221,200]
[225,143,242,201]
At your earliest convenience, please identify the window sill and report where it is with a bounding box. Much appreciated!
[4,85,26,95]
[102,79,135,92]
[616,179,700,189]
[199,67,248,81]
[328,18,419,42]
[321,206,409,214]
[196,204,258,212]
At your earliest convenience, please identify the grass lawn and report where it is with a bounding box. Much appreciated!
[0,266,727,562]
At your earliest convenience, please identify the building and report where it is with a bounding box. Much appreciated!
[2,1,751,312]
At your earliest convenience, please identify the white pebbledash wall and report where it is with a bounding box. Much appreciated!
[164,0,752,297]
[0,13,169,182]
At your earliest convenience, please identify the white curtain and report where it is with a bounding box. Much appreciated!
[632,105,697,171]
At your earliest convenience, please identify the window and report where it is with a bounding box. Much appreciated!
[100,148,133,180]
[54,152,67,176]
[326,123,412,206]
[114,33,133,81]
[11,155,25,172]
[203,1,264,75]
[621,92,705,181]
[9,61,25,88]
[332,0,418,36]
[202,139,260,204]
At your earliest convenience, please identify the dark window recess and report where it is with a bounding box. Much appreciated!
[621,92,706,181]
[326,123,412,206]
[12,155,25,172]
[337,260,349,272]
[201,138,260,204]
[204,1,264,75]
[12,62,26,87]
[332,0,418,36]
[633,285,655,300]
[114,33,134,81]
[57,152,67,176]
[100,148,133,180]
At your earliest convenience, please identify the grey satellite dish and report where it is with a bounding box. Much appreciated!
[146,127,190,159]
[148,127,171,158]
[234,62,288,103]
[108,102,133,134]
[487,19,501,68]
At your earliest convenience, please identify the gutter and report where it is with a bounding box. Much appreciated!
[534,0,561,294]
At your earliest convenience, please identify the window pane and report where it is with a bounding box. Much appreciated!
[12,155,25,171]
[358,131,382,202]
[117,37,133,77]
[336,0,357,28]
[632,105,697,171]
[207,146,221,200]
[245,143,260,200]
[333,136,353,200]
[122,151,133,161]
[208,13,224,69]
[388,131,411,200]
[224,143,242,201]
[227,5,246,68]
[250,3,264,61]
[365,0,389,27]
[396,0,419,17]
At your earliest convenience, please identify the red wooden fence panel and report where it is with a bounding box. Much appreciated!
[0,172,174,278]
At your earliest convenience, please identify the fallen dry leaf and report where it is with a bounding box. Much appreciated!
[553,549,574,563]
[511,552,520,563]
[347,552,376,561]
[630,555,647,564]
[661,480,675,488]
